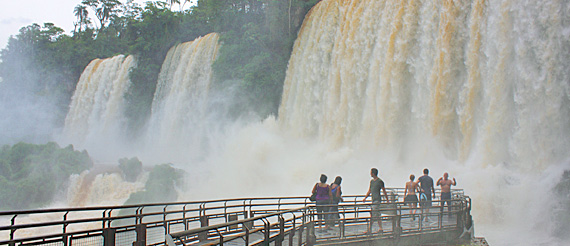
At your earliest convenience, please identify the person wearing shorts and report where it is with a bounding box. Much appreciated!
[363,168,388,234]
[417,168,435,222]
[437,172,457,215]
[404,174,420,220]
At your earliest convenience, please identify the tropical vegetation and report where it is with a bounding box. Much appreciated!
[0,142,92,210]
[0,0,320,137]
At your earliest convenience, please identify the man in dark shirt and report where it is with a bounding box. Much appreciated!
[417,168,435,221]
[363,168,388,234]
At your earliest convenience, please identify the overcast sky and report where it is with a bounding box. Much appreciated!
[0,0,193,50]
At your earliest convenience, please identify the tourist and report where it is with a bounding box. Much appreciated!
[312,174,332,230]
[417,168,435,221]
[437,172,457,214]
[404,174,420,220]
[362,168,388,234]
[328,176,343,227]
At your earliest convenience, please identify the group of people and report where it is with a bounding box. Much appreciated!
[311,174,343,231]
[311,168,457,234]
[403,168,457,223]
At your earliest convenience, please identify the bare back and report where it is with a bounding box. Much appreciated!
[405,181,418,195]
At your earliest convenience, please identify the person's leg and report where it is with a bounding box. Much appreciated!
[375,203,383,232]
[365,205,373,234]
[323,203,331,229]
[316,201,324,228]
[330,205,339,227]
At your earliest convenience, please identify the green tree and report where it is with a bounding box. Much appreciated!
[73,5,90,33]
[81,0,122,31]
[124,163,183,205]
[0,142,92,210]
[118,157,143,182]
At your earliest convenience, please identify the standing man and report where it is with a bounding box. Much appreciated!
[437,172,457,215]
[417,168,435,222]
[363,168,389,234]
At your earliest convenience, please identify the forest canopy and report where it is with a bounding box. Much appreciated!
[0,0,320,138]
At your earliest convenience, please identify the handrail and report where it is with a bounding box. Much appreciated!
[0,189,469,246]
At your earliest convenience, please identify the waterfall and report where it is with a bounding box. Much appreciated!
[63,55,136,150]
[67,168,147,207]
[277,0,570,244]
[279,0,570,169]
[146,33,220,161]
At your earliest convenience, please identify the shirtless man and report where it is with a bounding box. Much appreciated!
[404,174,420,220]
[436,172,457,214]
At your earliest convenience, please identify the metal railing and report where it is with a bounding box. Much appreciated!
[0,188,471,246]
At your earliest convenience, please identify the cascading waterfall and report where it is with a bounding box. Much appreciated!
[146,33,220,161]
[280,0,570,168]
[67,169,147,207]
[62,55,136,151]
[278,0,570,244]
[45,1,570,244]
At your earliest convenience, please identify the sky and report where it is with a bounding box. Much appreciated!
[0,0,194,50]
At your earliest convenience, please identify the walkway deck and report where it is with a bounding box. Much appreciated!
[0,188,476,246]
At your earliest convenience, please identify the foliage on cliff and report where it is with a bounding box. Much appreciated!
[0,142,93,210]
[0,0,320,138]
[118,157,143,182]
[123,163,183,204]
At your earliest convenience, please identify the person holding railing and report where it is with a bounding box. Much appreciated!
[312,174,333,231]
[363,168,389,234]
[404,174,420,220]
[437,172,457,216]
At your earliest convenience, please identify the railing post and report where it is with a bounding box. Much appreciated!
[438,202,443,229]
[10,215,17,241]
[183,205,188,231]
[305,221,316,246]
[298,221,305,245]
[263,218,270,243]
[243,221,250,245]
[199,213,209,242]
[289,216,296,246]
[276,216,285,246]
[103,228,116,246]
[62,234,68,246]
[133,223,146,246]
[228,214,238,230]
[163,206,168,235]
[393,215,402,239]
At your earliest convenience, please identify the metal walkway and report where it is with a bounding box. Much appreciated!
[0,188,474,246]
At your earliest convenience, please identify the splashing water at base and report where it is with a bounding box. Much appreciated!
[56,0,570,245]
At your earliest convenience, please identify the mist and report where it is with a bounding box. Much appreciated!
[0,61,64,146]
[1,0,569,245]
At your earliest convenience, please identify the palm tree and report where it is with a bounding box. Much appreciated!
[180,0,191,12]
[82,0,120,31]
[168,0,181,11]
[73,5,89,33]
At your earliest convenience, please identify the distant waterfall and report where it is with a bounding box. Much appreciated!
[67,169,146,207]
[63,55,135,148]
[279,0,570,169]
[147,33,220,160]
